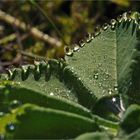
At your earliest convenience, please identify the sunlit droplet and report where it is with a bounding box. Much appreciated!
[50,92,54,96]
[102,23,109,30]
[94,26,101,37]
[94,73,99,80]
[73,44,80,52]
[117,15,123,22]
[110,19,116,26]
[6,123,15,132]
[114,85,118,91]
[85,33,93,43]
[79,39,85,47]
[108,89,112,95]
[0,112,4,117]
[10,100,21,109]
[66,49,73,56]
[112,97,116,102]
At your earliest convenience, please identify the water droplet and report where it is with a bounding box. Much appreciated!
[10,100,21,109]
[112,97,116,102]
[122,12,128,21]
[85,33,93,43]
[79,39,85,47]
[50,92,54,96]
[110,19,116,26]
[117,15,123,22]
[108,89,112,95]
[102,23,109,30]
[126,11,132,19]
[0,134,5,140]
[93,73,99,80]
[89,91,93,95]
[66,49,73,56]
[114,85,118,91]
[73,44,80,52]
[21,66,28,73]
[0,112,4,117]
[111,25,115,30]
[78,77,81,80]
[34,60,40,65]
[6,123,15,132]
[94,26,101,37]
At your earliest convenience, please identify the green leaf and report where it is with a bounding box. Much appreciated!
[125,128,140,140]
[64,15,140,108]
[75,132,111,140]
[0,83,92,118]
[120,104,140,133]
[2,60,78,103]
[0,104,99,139]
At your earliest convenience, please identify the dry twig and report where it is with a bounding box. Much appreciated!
[0,10,62,47]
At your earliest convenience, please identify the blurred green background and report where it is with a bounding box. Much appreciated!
[0,0,140,72]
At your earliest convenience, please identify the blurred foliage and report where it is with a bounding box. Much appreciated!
[0,0,140,72]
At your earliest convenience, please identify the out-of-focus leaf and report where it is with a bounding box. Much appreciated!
[111,0,130,7]
[75,132,111,140]
[120,104,140,133]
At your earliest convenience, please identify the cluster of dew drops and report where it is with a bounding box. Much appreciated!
[0,99,22,139]
[65,11,135,57]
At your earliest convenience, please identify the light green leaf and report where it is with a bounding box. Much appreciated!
[64,15,140,108]
[0,104,99,139]
[75,132,111,140]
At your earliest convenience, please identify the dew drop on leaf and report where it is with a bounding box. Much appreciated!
[108,89,112,95]
[93,73,99,80]
[102,23,109,30]
[10,100,21,109]
[114,85,118,91]
[110,19,116,26]
[50,92,54,96]
[112,97,116,102]
[6,123,15,132]
[79,39,85,47]
[78,77,81,80]
[94,26,101,37]
[117,15,123,22]
[85,33,93,43]
[73,44,80,52]
[66,49,73,56]
[0,112,4,117]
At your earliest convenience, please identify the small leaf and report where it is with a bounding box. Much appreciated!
[75,132,111,140]
[120,104,140,133]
